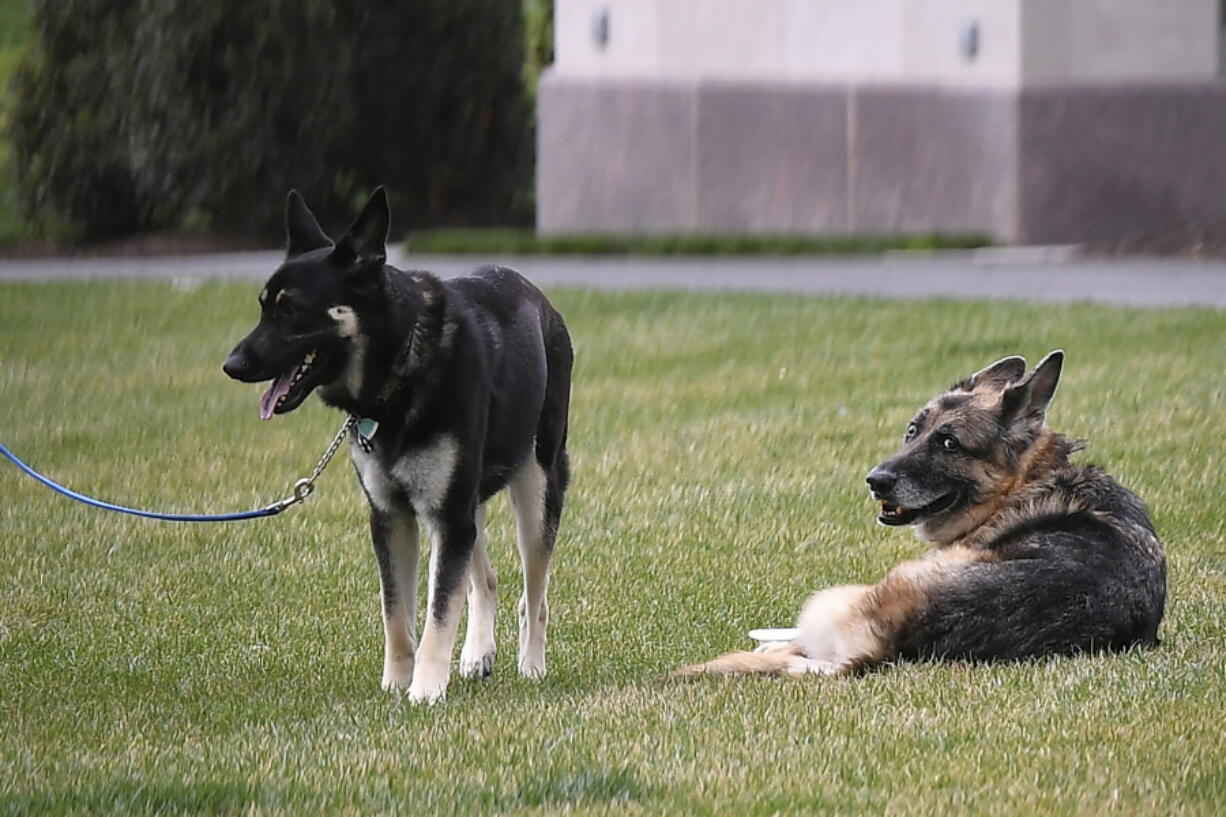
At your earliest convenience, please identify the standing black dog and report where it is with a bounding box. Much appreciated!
[224,189,572,703]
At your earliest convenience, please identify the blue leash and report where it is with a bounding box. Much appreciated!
[0,415,356,523]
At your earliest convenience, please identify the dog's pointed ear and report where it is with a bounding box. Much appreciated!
[285,190,333,257]
[957,355,1027,392]
[1000,350,1064,430]
[331,187,389,270]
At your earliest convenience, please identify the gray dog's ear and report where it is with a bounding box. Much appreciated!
[956,355,1027,393]
[331,187,389,270]
[1000,350,1064,430]
[285,190,333,257]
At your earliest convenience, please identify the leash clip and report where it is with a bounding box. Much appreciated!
[266,478,315,514]
[293,477,314,502]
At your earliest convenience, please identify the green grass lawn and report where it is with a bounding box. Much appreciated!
[1,281,1223,816]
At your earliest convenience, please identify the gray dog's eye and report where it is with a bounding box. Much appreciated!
[941,435,960,451]
[905,423,918,441]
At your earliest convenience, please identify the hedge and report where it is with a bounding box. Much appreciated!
[8,0,533,240]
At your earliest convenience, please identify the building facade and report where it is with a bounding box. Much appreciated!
[537,1,1226,243]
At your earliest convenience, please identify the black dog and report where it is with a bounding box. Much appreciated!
[224,189,572,703]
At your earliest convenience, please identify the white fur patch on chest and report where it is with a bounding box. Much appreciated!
[351,442,400,512]
[350,435,459,513]
[391,435,459,512]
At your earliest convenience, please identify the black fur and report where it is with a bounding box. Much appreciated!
[224,189,571,700]
[896,479,1167,661]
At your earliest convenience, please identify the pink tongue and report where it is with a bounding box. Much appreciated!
[259,368,297,420]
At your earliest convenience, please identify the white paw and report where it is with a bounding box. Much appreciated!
[753,640,794,653]
[517,600,548,680]
[407,664,450,704]
[785,656,844,677]
[518,651,547,680]
[380,659,414,691]
[407,680,448,704]
[459,648,496,679]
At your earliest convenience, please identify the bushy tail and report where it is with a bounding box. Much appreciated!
[675,645,804,678]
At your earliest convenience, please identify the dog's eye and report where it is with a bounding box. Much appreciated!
[940,435,961,452]
[905,423,919,442]
[279,300,300,318]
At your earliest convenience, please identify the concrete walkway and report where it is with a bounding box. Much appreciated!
[2,247,1224,309]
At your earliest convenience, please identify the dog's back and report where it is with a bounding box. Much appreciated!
[442,265,572,506]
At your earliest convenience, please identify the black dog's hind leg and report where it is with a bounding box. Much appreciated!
[371,506,420,690]
[508,460,553,678]
[408,512,476,703]
[459,505,498,679]
[509,355,570,679]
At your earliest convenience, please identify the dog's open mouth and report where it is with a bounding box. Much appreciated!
[259,349,318,419]
[878,491,960,526]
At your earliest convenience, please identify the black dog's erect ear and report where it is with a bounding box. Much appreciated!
[1000,350,1064,430]
[331,187,390,270]
[958,355,1027,393]
[285,190,333,257]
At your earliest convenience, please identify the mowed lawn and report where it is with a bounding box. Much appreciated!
[1,280,1223,816]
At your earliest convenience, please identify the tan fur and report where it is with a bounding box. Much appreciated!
[950,431,1083,549]
[864,545,988,645]
[675,644,850,678]
[792,584,882,672]
[917,422,1077,546]
[908,391,1019,544]
[679,583,892,678]
[679,540,1001,678]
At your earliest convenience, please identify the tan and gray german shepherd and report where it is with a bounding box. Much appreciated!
[679,351,1167,678]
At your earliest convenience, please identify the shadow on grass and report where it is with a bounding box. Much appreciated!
[510,765,651,808]
[2,780,275,816]
[2,769,656,815]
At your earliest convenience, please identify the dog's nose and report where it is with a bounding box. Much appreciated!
[866,468,897,497]
[223,350,251,380]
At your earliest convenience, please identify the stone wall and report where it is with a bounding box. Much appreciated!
[539,1,1226,242]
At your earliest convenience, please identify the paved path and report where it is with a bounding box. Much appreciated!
[2,247,1224,309]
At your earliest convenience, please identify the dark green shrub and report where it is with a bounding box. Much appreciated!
[8,0,150,239]
[523,0,554,102]
[339,0,533,230]
[7,0,533,239]
[124,0,355,235]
